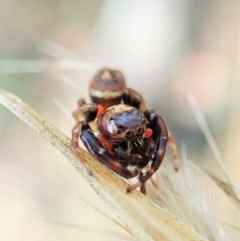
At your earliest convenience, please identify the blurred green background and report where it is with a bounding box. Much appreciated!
[0,1,239,240]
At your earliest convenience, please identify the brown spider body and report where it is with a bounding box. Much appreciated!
[72,104,167,194]
[71,68,179,194]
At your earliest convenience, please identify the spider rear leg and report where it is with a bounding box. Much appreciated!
[72,100,104,123]
[168,130,179,171]
[123,88,146,111]
[72,98,86,122]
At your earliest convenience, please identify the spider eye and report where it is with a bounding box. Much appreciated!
[124,129,134,139]
[116,129,122,134]
[136,127,144,136]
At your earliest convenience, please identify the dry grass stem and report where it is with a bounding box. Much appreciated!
[205,171,240,208]
[184,95,240,202]
[147,155,235,241]
[0,88,209,241]
[45,219,129,240]
[0,59,103,74]
[78,197,131,235]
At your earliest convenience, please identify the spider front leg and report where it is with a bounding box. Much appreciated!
[72,99,104,123]
[145,110,179,171]
[127,112,168,192]
[71,121,139,179]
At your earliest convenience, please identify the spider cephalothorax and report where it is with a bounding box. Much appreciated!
[97,104,149,141]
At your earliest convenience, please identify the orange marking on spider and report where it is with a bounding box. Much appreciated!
[97,105,105,118]
[143,128,153,138]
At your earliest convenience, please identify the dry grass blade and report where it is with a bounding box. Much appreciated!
[0,60,47,74]
[147,154,235,241]
[184,94,240,203]
[52,96,74,124]
[0,89,208,241]
[0,59,103,75]
[45,219,130,240]
[205,171,240,208]
[78,197,131,235]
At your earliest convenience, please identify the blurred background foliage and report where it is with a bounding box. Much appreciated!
[0,1,239,240]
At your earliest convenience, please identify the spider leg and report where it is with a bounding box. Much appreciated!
[71,121,139,179]
[127,113,168,193]
[145,110,179,170]
[168,130,179,171]
[72,98,86,122]
[139,172,146,195]
[123,88,146,111]
[72,100,102,123]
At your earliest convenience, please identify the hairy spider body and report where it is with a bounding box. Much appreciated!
[72,104,168,194]
[71,68,179,194]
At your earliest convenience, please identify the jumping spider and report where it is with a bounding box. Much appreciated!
[71,68,178,194]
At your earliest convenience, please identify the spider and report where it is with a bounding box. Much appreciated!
[72,104,169,194]
[71,68,179,194]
